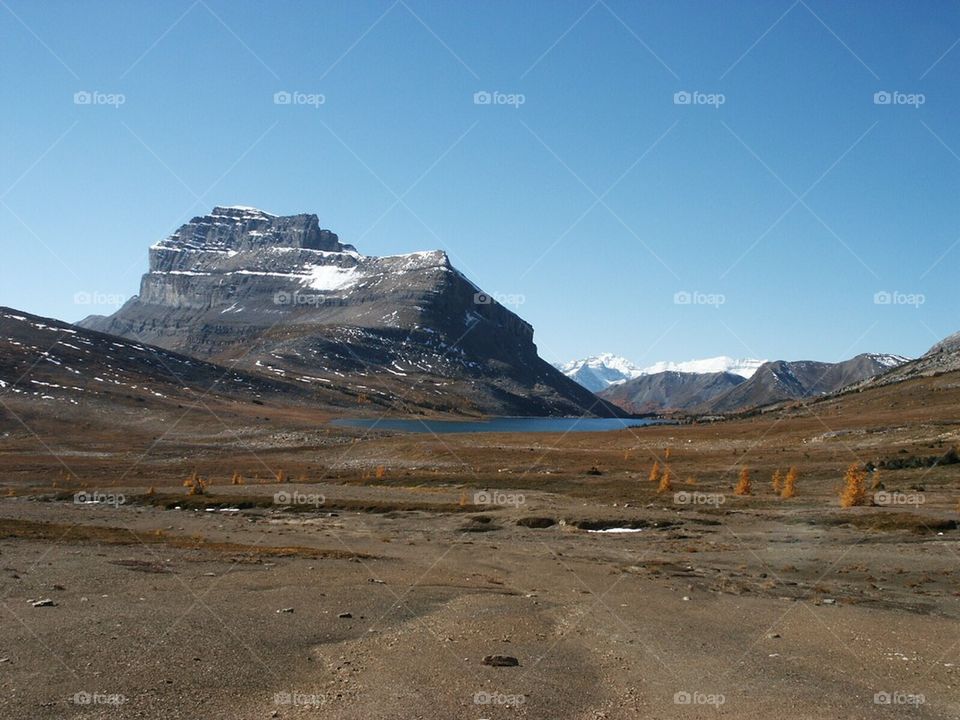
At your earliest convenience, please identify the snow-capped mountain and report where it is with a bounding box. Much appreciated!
[638,356,765,379]
[555,353,765,392]
[552,354,644,393]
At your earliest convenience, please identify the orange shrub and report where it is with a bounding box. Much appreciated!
[658,466,673,494]
[840,463,868,508]
[781,467,797,499]
[734,467,751,496]
[649,460,661,483]
[771,469,783,494]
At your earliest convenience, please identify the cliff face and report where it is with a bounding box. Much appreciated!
[81,207,613,417]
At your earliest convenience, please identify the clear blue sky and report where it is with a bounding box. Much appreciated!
[2,0,959,365]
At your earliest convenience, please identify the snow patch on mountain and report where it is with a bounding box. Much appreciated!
[304,264,362,291]
[866,353,911,368]
[556,353,768,392]
[638,356,766,379]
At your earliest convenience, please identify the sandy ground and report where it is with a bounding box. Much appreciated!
[0,478,958,720]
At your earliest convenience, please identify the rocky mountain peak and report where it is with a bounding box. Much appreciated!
[156,206,343,256]
[77,206,612,417]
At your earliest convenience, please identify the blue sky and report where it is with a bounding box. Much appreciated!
[2,0,959,365]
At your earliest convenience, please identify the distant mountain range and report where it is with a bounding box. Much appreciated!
[553,354,765,393]
[557,352,908,414]
[697,354,907,413]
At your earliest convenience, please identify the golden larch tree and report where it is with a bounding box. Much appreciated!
[734,467,751,496]
[840,463,868,507]
[649,460,661,483]
[781,466,797,499]
[771,469,783,494]
[658,466,673,494]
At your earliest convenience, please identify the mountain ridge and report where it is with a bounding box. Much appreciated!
[598,353,910,414]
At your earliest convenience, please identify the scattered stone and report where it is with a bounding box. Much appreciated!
[31,599,55,607]
[277,607,294,614]
[767,632,781,639]
[822,598,837,605]
[482,655,519,667]
[338,612,353,619]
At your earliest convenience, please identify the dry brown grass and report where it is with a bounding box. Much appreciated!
[814,512,956,534]
[133,492,485,515]
[0,518,372,559]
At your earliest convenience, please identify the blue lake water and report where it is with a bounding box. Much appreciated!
[331,417,661,434]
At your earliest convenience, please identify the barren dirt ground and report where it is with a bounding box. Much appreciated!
[2,376,960,718]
